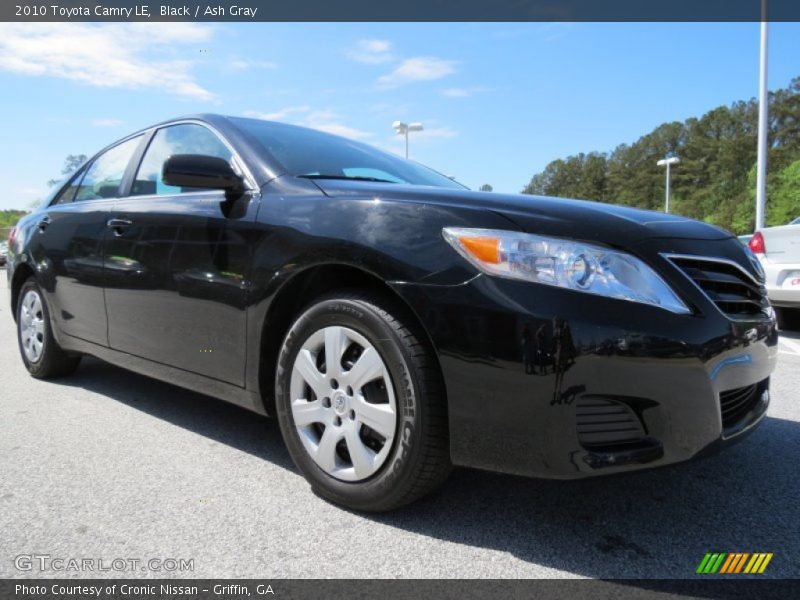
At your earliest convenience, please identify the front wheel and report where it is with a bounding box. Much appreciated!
[16,278,81,379]
[275,290,451,511]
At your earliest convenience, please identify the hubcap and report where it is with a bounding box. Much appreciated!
[289,325,398,482]
[19,290,45,364]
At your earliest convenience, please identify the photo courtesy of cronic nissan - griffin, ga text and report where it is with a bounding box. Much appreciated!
[6,115,778,511]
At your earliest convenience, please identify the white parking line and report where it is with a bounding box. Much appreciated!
[779,336,800,357]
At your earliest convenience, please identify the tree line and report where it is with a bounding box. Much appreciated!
[522,76,800,234]
[0,209,28,240]
[0,210,28,230]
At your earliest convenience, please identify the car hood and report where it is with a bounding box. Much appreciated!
[312,180,733,246]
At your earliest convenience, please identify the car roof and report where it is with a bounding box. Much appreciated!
[85,114,281,187]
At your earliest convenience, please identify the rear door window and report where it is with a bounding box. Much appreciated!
[51,167,87,205]
[73,136,142,202]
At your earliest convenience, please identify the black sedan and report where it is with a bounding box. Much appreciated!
[6,115,778,511]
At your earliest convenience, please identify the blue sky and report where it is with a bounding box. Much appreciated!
[1,22,799,210]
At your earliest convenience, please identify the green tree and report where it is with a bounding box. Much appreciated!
[0,209,29,240]
[767,159,800,225]
[521,76,800,234]
[47,154,87,187]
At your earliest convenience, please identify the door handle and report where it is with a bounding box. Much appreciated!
[106,218,133,236]
[37,216,51,232]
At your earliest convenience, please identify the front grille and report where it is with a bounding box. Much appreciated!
[668,255,768,319]
[720,381,765,430]
[576,397,645,447]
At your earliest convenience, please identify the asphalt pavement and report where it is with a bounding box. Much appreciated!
[1,273,799,579]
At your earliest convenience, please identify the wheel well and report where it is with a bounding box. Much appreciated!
[10,263,35,321]
[257,264,438,415]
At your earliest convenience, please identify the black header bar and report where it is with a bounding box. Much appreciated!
[4,0,800,22]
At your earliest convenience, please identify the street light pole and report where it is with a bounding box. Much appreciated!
[657,156,680,214]
[755,0,769,231]
[392,121,424,159]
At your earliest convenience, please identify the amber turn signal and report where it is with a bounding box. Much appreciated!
[458,236,500,264]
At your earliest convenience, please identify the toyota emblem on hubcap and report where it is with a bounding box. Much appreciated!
[332,391,348,415]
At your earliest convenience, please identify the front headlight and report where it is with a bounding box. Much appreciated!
[443,227,690,314]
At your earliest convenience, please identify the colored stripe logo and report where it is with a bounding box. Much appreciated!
[696,552,773,574]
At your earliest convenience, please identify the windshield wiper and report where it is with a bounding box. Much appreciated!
[297,174,398,184]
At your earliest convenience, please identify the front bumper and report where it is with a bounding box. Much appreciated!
[392,271,778,479]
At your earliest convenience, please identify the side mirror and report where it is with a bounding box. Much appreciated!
[162,154,245,196]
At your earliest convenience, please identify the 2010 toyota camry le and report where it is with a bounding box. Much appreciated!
[6,114,778,511]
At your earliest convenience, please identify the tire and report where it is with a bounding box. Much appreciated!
[776,307,800,331]
[275,290,451,511]
[16,277,81,379]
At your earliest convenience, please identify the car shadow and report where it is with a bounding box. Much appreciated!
[364,417,799,580]
[61,357,296,472]
[61,357,798,580]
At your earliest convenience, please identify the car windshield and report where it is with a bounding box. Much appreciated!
[792,217,800,225]
[230,117,466,190]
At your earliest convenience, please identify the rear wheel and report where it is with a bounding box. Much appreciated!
[275,290,451,511]
[16,278,81,379]
[776,307,800,331]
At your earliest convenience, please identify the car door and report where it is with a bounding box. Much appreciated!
[27,135,145,346]
[103,122,260,386]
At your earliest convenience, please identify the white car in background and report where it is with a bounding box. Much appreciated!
[749,217,800,330]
